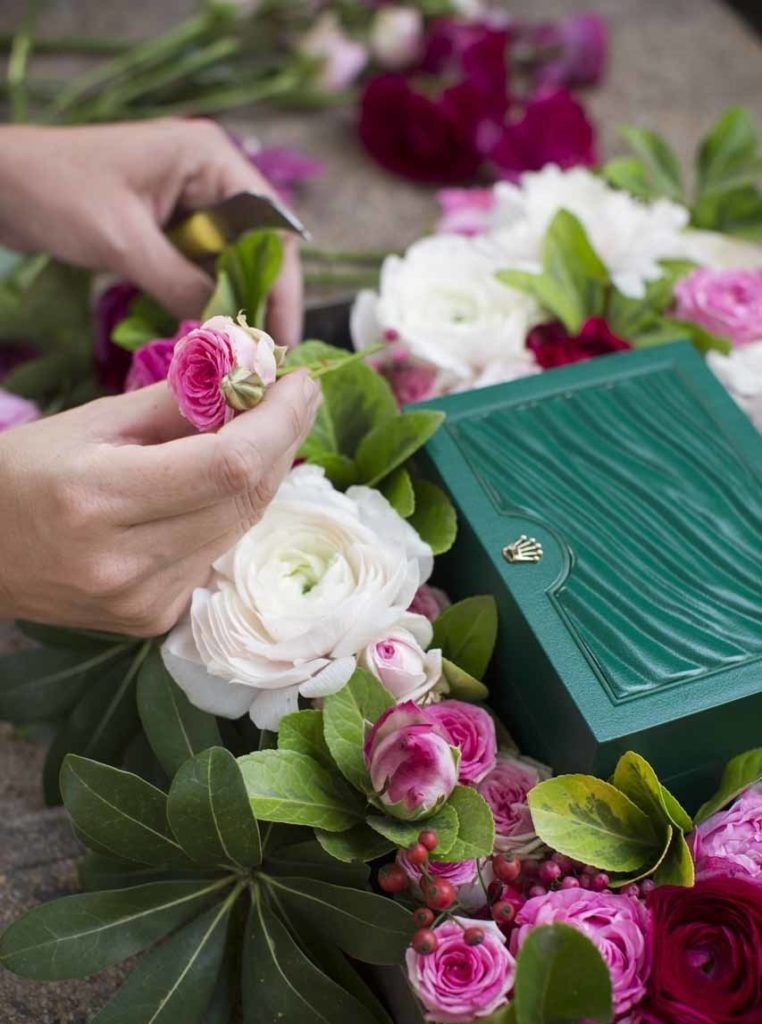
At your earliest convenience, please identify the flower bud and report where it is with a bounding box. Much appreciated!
[220,367,267,412]
[359,624,441,703]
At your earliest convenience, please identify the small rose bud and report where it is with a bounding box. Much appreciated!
[412,906,435,928]
[412,928,438,955]
[464,927,485,946]
[422,877,456,911]
[418,830,439,852]
[220,367,267,412]
[491,899,516,924]
[407,842,429,867]
[378,863,409,894]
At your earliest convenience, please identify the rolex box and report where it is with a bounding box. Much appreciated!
[416,343,762,810]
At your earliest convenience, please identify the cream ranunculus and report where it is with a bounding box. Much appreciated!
[162,465,434,730]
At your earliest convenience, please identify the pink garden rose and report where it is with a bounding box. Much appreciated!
[408,584,451,622]
[675,267,762,346]
[364,702,459,820]
[436,188,496,236]
[407,917,515,1024]
[359,623,442,703]
[125,320,201,392]
[691,784,762,884]
[427,700,497,784]
[0,389,39,432]
[512,888,650,1017]
[167,314,280,432]
[476,755,548,855]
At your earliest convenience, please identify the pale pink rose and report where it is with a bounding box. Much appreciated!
[691,784,762,883]
[397,851,492,912]
[675,267,762,346]
[364,702,459,820]
[427,700,497,784]
[359,620,442,703]
[370,6,424,70]
[300,12,368,92]
[436,188,496,236]
[408,584,451,621]
[407,917,515,1024]
[512,889,650,1017]
[0,389,40,432]
[476,755,548,856]
[167,314,278,432]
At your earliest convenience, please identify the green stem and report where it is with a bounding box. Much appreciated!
[276,343,384,381]
[0,33,131,55]
[6,3,40,124]
[301,245,390,266]
[133,72,298,119]
[304,269,379,289]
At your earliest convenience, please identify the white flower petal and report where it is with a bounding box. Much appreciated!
[299,656,356,698]
[161,622,253,719]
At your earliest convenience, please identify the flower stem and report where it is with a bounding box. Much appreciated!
[6,1,41,124]
[304,269,379,289]
[301,245,391,266]
[276,343,385,381]
[0,33,130,55]
[132,71,298,119]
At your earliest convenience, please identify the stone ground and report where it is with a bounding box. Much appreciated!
[0,1,761,1020]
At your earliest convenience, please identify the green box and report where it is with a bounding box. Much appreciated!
[416,343,762,809]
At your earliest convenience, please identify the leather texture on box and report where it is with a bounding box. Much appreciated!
[416,343,762,808]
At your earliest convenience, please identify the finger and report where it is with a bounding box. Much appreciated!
[85,382,196,445]
[266,233,303,349]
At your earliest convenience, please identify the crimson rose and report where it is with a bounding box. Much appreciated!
[527,317,631,368]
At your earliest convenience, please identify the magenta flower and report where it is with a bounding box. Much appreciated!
[691,784,762,884]
[364,702,459,820]
[407,916,515,1024]
[512,888,650,1017]
[476,755,547,856]
[527,317,631,369]
[408,584,451,622]
[436,188,496,236]
[125,320,200,392]
[242,142,324,205]
[528,13,608,89]
[0,389,40,432]
[94,280,139,392]
[675,267,762,346]
[427,700,497,784]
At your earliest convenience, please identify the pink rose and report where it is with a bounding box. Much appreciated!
[408,584,451,622]
[691,784,762,884]
[0,389,40,432]
[125,320,200,392]
[407,917,515,1024]
[675,267,762,346]
[359,620,442,703]
[427,700,497,784]
[512,888,650,1017]
[167,314,279,432]
[364,702,459,820]
[436,188,496,236]
[300,12,367,92]
[397,851,491,912]
[476,755,548,856]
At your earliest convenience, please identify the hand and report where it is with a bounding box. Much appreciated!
[0,372,320,635]
[0,119,303,346]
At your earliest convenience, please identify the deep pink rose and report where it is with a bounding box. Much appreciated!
[691,785,762,884]
[242,142,324,205]
[643,878,762,1024]
[421,18,511,125]
[436,188,496,236]
[125,320,200,392]
[363,702,459,819]
[427,700,497,784]
[408,584,451,622]
[476,755,546,855]
[398,850,491,913]
[525,13,608,88]
[513,888,650,1017]
[0,389,40,432]
[407,916,515,1024]
[675,268,762,346]
[94,280,139,392]
[527,317,631,369]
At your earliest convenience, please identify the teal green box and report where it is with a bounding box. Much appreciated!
[416,343,762,809]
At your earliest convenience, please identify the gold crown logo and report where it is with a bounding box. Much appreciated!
[502,535,543,564]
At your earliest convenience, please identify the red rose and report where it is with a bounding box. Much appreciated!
[527,317,630,369]
[643,877,762,1024]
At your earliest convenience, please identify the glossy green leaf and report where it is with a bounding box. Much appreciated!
[653,831,695,887]
[264,839,368,886]
[278,709,334,770]
[611,752,681,830]
[696,106,760,196]
[619,124,684,201]
[77,854,198,892]
[695,746,762,823]
[533,210,609,331]
[355,410,446,487]
[315,823,395,864]
[207,229,282,325]
[513,923,612,1024]
[0,879,227,980]
[367,803,459,856]
[440,658,490,701]
[322,668,394,793]
[660,785,693,834]
[137,648,221,778]
[407,479,457,555]
[432,596,498,680]
[601,156,656,199]
[436,785,496,861]
[16,622,130,651]
[168,747,261,869]
[379,466,415,517]
[661,317,732,355]
[528,775,661,872]
[691,184,762,239]
[238,749,365,831]
[306,451,360,489]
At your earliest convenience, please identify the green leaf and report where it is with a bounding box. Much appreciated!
[307,451,360,489]
[264,839,369,886]
[432,596,498,680]
[203,268,237,319]
[513,923,612,1024]
[528,775,662,872]
[407,479,457,555]
[658,317,732,355]
[265,876,414,965]
[206,229,283,325]
[653,831,695,887]
[60,755,193,868]
[695,747,762,823]
[366,803,459,856]
[111,317,160,351]
[535,210,610,331]
[137,648,222,778]
[379,466,415,517]
[92,896,234,1024]
[601,156,657,199]
[322,668,394,793]
[315,823,395,864]
[691,184,762,239]
[660,786,693,834]
[168,747,261,869]
[16,622,129,651]
[0,879,227,981]
[77,854,198,892]
[440,659,490,701]
[238,749,365,831]
[619,124,684,201]
[437,785,496,861]
[111,293,176,352]
[355,410,445,487]
[611,752,681,829]
[279,709,334,770]
[696,106,760,196]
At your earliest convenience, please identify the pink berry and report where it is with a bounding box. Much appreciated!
[521,859,539,878]
[591,872,610,892]
[640,879,656,896]
[407,842,429,867]
[418,830,438,852]
[538,860,562,885]
[493,854,522,883]
[560,876,580,889]
[412,928,438,955]
[579,874,592,890]
[464,927,485,946]
[622,884,640,899]
[528,884,547,898]
[551,853,574,873]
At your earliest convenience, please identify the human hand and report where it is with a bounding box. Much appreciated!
[0,371,320,635]
[0,118,303,346]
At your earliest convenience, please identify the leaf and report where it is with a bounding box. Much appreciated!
[111,317,161,351]
[60,755,193,868]
[203,268,237,319]
[279,709,334,770]
[432,596,498,680]
[16,621,129,651]
[137,648,222,778]
[611,752,680,829]
[379,466,415,517]
[696,106,760,196]
[601,156,657,199]
[619,124,684,201]
[0,879,226,980]
[322,668,394,793]
[695,747,762,823]
[168,747,262,869]
[355,410,445,487]
[691,184,762,239]
[78,854,198,892]
[238,749,365,831]
[92,896,233,1024]
[265,876,413,965]
[264,839,369,886]
[437,785,496,861]
[653,831,695,887]
[513,923,612,1024]
[111,293,176,351]
[440,659,490,701]
[366,803,459,856]
[660,786,693,834]
[528,775,662,872]
[535,210,609,331]
[207,229,283,325]
[661,317,732,355]
[307,451,360,489]
[315,823,395,864]
[407,479,457,555]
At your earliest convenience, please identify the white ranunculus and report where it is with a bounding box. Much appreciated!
[707,340,762,431]
[350,233,540,391]
[486,165,692,299]
[162,465,434,730]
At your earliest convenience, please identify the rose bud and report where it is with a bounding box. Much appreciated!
[359,621,442,703]
[363,702,460,821]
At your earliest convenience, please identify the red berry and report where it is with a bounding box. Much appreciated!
[579,874,592,889]
[521,859,539,878]
[407,842,429,866]
[538,860,562,885]
[493,854,521,883]
[423,877,457,911]
[464,927,485,946]
[418,830,439,852]
[412,928,438,955]
[551,853,574,873]
[491,899,516,924]
[378,863,409,894]
[412,907,435,928]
